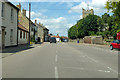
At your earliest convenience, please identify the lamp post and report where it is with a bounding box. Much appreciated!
[29,3,31,45]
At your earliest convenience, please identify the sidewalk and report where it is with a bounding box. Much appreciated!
[69,42,110,49]
[1,43,42,58]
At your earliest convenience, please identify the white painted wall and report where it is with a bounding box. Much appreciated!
[1,2,18,47]
[0,3,2,79]
[0,2,2,49]
[18,30,28,45]
[56,38,60,42]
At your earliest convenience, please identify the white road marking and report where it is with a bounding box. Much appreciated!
[37,46,41,48]
[85,55,98,63]
[55,66,59,78]
[55,55,58,63]
[98,70,110,73]
[61,67,111,73]
[107,67,118,74]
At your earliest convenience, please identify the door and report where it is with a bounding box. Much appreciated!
[2,28,5,48]
[38,37,40,42]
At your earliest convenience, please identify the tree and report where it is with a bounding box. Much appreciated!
[68,25,77,39]
[68,14,102,39]
[105,1,120,32]
[102,13,110,23]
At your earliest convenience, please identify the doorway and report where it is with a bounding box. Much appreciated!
[38,37,41,42]
[2,27,5,48]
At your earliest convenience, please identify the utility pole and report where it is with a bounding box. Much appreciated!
[29,3,31,45]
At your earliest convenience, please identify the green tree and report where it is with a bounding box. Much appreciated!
[105,1,120,33]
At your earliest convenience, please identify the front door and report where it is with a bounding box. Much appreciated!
[2,28,5,48]
[38,37,40,42]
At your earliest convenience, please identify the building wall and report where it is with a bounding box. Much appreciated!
[30,22,38,42]
[1,2,18,47]
[37,24,44,42]
[56,38,60,42]
[35,26,38,41]
[0,2,2,49]
[84,36,103,44]
[44,29,49,42]
[18,29,28,44]
[17,5,29,44]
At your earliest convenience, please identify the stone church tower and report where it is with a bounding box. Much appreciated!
[82,8,94,18]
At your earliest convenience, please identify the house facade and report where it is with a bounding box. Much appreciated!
[44,28,49,42]
[51,34,61,42]
[18,23,29,44]
[16,3,29,44]
[30,21,38,42]
[34,20,44,43]
[0,1,19,48]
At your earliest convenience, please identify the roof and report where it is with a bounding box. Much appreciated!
[36,23,49,31]
[3,0,19,11]
[51,35,60,38]
[61,36,68,39]
[44,28,49,31]
[18,23,29,32]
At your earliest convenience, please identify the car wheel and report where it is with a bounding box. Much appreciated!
[110,45,113,50]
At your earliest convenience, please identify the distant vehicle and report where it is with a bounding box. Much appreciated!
[110,40,120,50]
[49,37,56,43]
[62,39,68,42]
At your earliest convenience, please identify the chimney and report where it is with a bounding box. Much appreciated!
[16,3,21,11]
[35,20,37,24]
[22,8,26,16]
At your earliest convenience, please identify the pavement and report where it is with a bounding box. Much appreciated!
[2,42,119,78]
[1,43,43,58]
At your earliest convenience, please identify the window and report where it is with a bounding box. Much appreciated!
[31,27,34,31]
[26,32,27,39]
[11,8,14,22]
[10,29,13,43]
[1,3,5,17]
[20,30,22,38]
[23,31,25,39]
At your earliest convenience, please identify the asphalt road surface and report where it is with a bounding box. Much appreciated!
[2,43,118,78]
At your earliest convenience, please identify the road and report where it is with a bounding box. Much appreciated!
[2,42,118,78]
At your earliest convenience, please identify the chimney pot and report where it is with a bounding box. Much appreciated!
[16,3,21,11]
[35,20,37,24]
[22,9,26,16]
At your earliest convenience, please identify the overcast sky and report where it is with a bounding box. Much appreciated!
[11,0,111,37]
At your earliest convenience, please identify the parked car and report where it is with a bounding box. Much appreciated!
[110,40,120,50]
[49,37,56,43]
[62,39,68,42]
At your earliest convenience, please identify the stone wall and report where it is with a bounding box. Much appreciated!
[83,36,103,44]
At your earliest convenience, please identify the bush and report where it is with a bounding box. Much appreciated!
[105,39,113,42]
